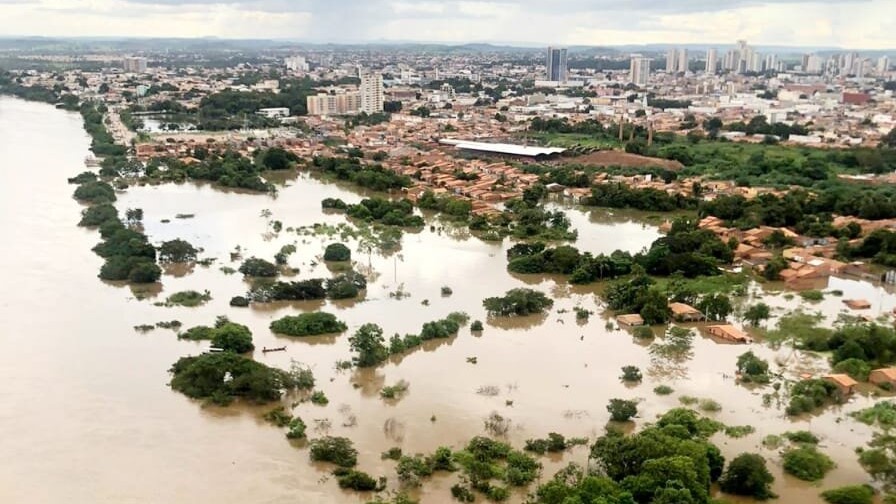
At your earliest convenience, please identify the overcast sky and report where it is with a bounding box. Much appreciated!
[0,0,893,49]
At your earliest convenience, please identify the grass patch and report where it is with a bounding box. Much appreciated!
[163,290,212,307]
[799,290,825,302]
[724,425,756,438]
[679,395,699,406]
[851,402,896,429]
[653,385,674,395]
[380,380,410,399]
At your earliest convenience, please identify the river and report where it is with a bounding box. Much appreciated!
[0,96,884,503]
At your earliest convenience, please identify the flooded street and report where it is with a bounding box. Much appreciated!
[0,96,885,503]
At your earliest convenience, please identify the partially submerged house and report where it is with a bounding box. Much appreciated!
[870,368,896,388]
[669,303,705,322]
[824,374,858,396]
[705,324,752,344]
[844,299,872,310]
[616,314,645,327]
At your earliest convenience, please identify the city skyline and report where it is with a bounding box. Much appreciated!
[0,0,894,50]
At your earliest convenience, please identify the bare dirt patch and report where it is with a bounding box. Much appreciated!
[567,150,684,171]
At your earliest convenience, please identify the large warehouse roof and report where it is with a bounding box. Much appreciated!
[440,139,566,157]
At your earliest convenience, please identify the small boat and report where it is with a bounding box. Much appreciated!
[262,346,287,353]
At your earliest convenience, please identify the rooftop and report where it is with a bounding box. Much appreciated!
[439,139,566,158]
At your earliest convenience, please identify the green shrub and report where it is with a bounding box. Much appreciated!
[736,351,771,383]
[482,288,553,316]
[178,325,215,340]
[238,257,279,277]
[381,447,402,460]
[158,239,199,262]
[699,399,722,412]
[229,296,250,307]
[333,468,380,491]
[783,430,820,445]
[210,321,254,353]
[165,290,212,307]
[381,380,410,399]
[79,203,118,226]
[524,433,568,454]
[832,358,872,381]
[323,243,351,262]
[269,312,347,336]
[724,425,755,438]
[73,180,116,203]
[782,446,835,481]
[653,385,674,395]
[450,483,475,502]
[718,453,776,500]
[786,379,838,416]
[620,365,642,382]
[800,290,825,302]
[820,485,874,504]
[633,326,655,339]
[263,406,292,427]
[286,417,307,439]
[471,320,484,331]
[607,398,638,421]
[310,390,329,405]
[169,352,297,405]
[309,436,357,467]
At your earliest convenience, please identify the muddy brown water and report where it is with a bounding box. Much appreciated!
[0,96,889,503]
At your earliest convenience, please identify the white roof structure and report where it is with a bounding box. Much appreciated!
[440,139,566,157]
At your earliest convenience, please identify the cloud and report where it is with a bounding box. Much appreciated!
[0,0,892,49]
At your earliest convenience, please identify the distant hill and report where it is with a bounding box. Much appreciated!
[0,37,892,58]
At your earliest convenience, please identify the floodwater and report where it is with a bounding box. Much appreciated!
[0,96,886,503]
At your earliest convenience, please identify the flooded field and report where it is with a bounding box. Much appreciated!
[0,96,889,503]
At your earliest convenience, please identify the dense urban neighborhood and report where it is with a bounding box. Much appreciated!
[4,36,896,504]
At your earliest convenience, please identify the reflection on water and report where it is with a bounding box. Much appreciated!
[0,97,883,504]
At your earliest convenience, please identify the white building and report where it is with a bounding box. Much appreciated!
[677,49,689,73]
[666,49,677,73]
[706,49,717,74]
[256,107,291,119]
[878,56,891,75]
[630,56,651,87]
[285,56,309,72]
[359,72,384,114]
[122,56,148,73]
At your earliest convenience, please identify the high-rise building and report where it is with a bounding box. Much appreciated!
[359,72,384,114]
[546,47,568,82]
[879,56,891,74]
[677,49,689,73]
[629,56,651,87]
[306,91,362,116]
[122,56,148,73]
[285,56,309,72]
[804,54,824,74]
[705,49,717,74]
[723,49,738,71]
[664,48,688,73]
[666,48,677,73]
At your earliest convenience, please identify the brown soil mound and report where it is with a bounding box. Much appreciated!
[567,150,684,171]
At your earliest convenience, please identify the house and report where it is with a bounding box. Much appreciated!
[705,324,752,344]
[617,314,645,327]
[869,368,896,388]
[844,299,872,310]
[824,374,858,396]
[669,303,705,322]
